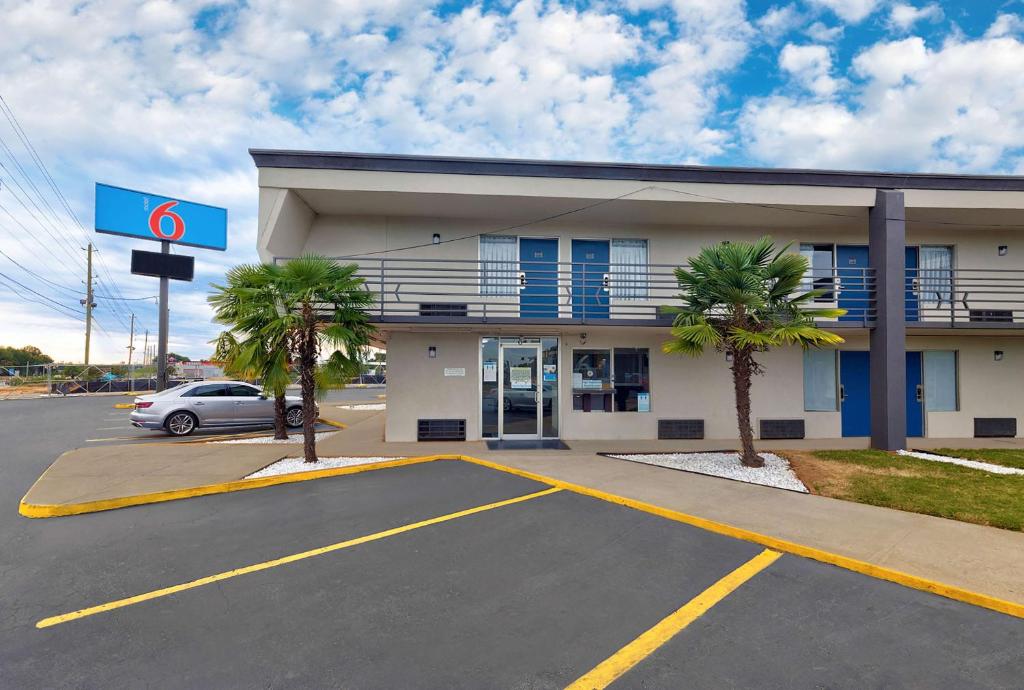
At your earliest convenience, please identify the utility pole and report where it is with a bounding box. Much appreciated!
[126,313,135,393]
[142,329,149,366]
[81,243,96,366]
[156,240,170,391]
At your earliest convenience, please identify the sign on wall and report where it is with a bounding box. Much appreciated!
[95,183,228,251]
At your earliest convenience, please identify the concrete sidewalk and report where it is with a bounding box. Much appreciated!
[20,407,1024,607]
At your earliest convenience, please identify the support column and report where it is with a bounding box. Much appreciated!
[869,189,907,450]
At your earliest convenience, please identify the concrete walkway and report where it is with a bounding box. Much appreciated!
[20,406,1024,607]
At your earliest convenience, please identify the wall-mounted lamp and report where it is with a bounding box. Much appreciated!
[995,350,1004,362]
[428,346,437,359]
[432,233,441,245]
[579,332,588,345]
[998,245,1008,256]
[725,352,734,363]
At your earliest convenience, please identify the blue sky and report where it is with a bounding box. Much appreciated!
[1,0,1023,361]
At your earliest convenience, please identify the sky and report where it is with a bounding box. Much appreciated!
[1,0,1023,363]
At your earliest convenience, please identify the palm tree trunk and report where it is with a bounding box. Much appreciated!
[300,308,318,463]
[731,348,764,468]
[273,392,288,440]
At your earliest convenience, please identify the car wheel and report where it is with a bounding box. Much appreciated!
[503,397,512,411]
[285,406,304,428]
[165,411,197,437]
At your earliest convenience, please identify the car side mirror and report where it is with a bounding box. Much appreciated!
[258,394,268,400]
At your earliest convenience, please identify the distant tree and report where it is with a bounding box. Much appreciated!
[165,352,191,362]
[0,345,54,367]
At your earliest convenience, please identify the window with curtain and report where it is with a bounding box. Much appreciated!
[799,244,835,301]
[919,246,953,309]
[803,349,837,411]
[924,350,957,411]
[610,239,648,299]
[480,235,517,296]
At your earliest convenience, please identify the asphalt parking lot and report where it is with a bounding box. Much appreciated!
[3,418,1023,689]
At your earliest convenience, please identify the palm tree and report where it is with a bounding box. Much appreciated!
[262,255,375,463]
[210,330,290,440]
[663,237,845,467]
[208,265,293,440]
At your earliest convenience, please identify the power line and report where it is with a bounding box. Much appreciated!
[0,270,85,319]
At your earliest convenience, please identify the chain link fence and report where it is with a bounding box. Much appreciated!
[0,363,195,399]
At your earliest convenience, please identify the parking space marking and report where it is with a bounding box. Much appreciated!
[36,486,561,629]
[566,549,782,689]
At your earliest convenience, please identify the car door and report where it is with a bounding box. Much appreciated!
[230,384,274,425]
[184,383,235,425]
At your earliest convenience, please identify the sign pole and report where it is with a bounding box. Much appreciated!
[156,240,170,392]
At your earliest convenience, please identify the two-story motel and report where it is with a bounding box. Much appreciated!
[252,150,1024,448]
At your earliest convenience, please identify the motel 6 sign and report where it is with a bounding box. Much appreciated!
[94,183,228,251]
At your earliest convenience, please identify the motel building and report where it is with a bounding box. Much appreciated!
[251,150,1024,449]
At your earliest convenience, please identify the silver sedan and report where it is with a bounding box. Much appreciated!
[129,381,310,436]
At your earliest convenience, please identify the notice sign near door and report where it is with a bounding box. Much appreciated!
[444,367,466,377]
[543,364,557,382]
[510,367,532,389]
[483,361,497,382]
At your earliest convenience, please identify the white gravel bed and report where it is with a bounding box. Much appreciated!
[337,403,386,411]
[897,449,1024,475]
[607,452,808,492]
[246,456,406,478]
[212,431,336,445]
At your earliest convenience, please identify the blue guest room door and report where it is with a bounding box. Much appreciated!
[836,245,869,322]
[840,351,924,437]
[519,238,559,319]
[572,239,610,319]
[840,351,871,437]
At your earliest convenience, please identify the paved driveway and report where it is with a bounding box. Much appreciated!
[3,425,1022,688]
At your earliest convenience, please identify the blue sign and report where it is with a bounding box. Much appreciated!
[95,183,227,251]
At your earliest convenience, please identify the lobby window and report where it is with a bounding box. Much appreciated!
[480,235,517,296]
[924,350,958,412]
[800,244,834,301]
[610,239,648,299]
[572,347,650,412]
[613,348,650,411]
[803,349,837,411]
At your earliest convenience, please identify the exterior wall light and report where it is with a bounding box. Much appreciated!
[998,245,1008,256]
[428,346,437,358]
[432,233,441,244]
[995,350,1004,361]
[725,352,733,362]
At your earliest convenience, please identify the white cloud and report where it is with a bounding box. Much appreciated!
[740,27,1024,172]
[985,13,1024,39]
[756,4,804,44]
[805,20,844,42]
[805,0,883,23]
[779,43,841,96]
[888,3,943,32]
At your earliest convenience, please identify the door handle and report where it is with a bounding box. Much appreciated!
[194,401,205,405]
[518,271,527,290]
[839,385,846,402]
[602,273,610,293]
[916,384,923,403]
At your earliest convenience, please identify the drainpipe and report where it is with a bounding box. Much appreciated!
[869,189,907,450]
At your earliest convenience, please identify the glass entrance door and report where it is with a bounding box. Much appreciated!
[500,344,541,438]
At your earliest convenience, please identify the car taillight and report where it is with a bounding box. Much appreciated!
[135,402,153,409]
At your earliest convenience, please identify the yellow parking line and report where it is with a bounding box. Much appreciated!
[36,486,561,629]
[112,403,135,409]
[566,549,781,689]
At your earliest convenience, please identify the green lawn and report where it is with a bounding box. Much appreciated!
[788,450,1024,532]
[929,448,1024,471]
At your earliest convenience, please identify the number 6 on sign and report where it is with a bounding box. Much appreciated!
[148,201,185,241]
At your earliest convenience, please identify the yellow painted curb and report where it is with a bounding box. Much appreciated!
[19,456,445,519]
[454,455,1024,621]
[112,403,135,409]
[318,418,348,430]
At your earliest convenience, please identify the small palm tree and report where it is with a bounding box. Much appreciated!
[663,237,845,467]
[209,265,293,440]
[211,330,291,440]
[263,255,376,463]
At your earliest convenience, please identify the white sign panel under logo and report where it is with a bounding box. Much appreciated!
[444,367,466,377]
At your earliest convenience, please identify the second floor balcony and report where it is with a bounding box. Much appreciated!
[313,256,1024,331]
